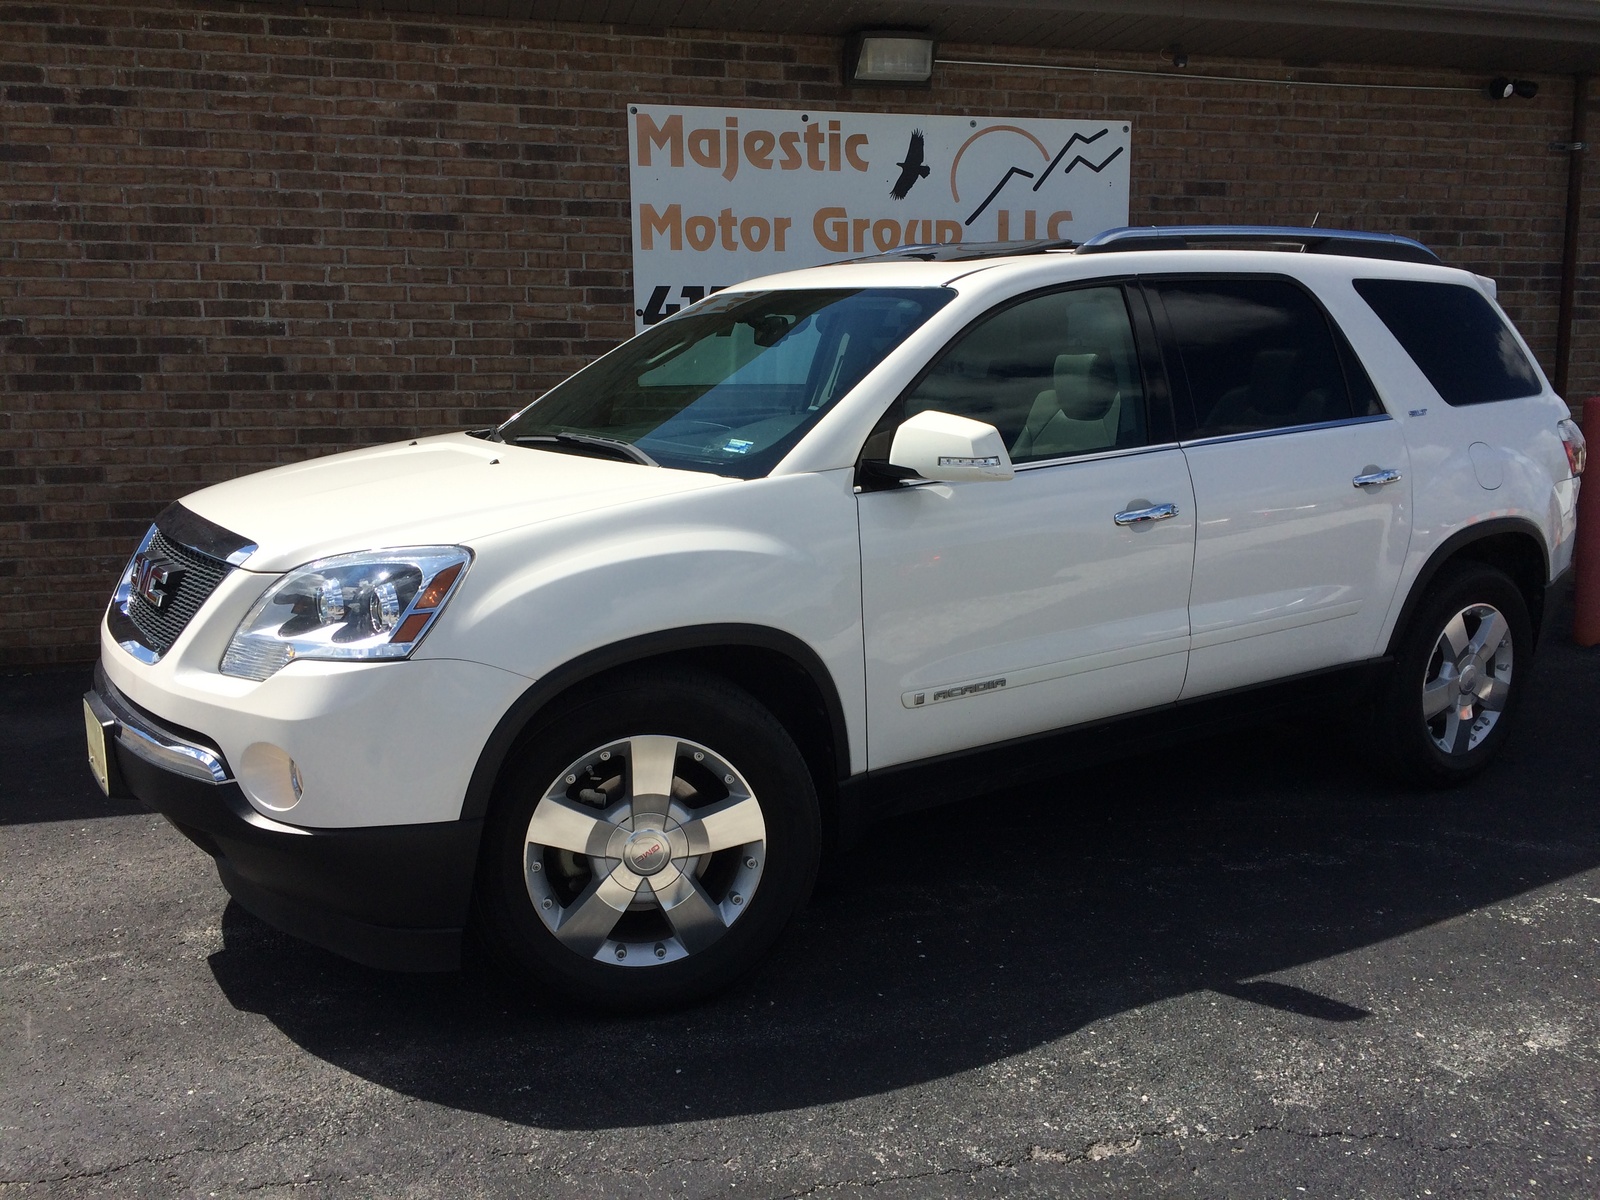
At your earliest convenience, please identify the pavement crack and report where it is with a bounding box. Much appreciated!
[1241,1123,1399,1143]
[238,1172,377,1192]
[780,1158,1015,1196]
[1028,1136,1141,1165]
[1025,1121,1399,1168]
[4,1142,255,1186]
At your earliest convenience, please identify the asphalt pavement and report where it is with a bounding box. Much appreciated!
[3,601,1597,1198]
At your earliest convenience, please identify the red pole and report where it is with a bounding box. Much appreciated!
[1573,396,1600,646]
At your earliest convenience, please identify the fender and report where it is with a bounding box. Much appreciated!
[1383,516,1552,656]
[457,623,852,822]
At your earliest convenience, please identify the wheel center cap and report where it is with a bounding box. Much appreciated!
[1458,663,1479,693]
[622,829,671,876]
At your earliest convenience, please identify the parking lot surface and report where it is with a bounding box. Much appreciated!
[3,606,1597,1198]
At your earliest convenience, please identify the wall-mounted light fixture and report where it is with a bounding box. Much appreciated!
[1166,46,1188,69]
[845,31,935,85]
[1488,76,1540,99]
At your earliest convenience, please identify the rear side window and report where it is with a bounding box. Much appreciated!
[1153,278,1366,437]
[1354,279,1542,405]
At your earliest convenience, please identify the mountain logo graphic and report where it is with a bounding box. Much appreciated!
[950,125,1125,227]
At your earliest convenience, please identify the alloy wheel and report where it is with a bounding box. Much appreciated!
[1421,601,1514,756]
[522,735,767,966]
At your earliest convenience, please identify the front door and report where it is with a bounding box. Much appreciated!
[856,284,1197,770]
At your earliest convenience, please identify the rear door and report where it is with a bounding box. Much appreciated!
[1144,275,1412,698]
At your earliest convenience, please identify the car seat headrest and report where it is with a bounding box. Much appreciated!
[1054,353,1118,421]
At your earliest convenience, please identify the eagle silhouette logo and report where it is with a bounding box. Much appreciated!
[890,130,931,200]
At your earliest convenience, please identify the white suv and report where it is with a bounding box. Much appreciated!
[85,226,1586,1009]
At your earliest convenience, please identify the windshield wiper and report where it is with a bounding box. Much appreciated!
[512,432,658,467]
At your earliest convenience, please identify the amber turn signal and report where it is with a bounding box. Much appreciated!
[417,562,463,609]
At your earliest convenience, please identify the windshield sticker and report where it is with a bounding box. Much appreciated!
[721,438,755,455]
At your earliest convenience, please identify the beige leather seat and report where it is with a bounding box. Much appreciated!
[1011,353,1122,460]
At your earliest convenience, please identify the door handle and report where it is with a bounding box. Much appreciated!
[1113,501,1179,526]
[1351,467,1403,488]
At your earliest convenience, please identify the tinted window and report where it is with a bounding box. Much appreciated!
[901,286,1147,463]
[499,287,952,478]
[1354,278,1542,405]
[1155,278,1357,436]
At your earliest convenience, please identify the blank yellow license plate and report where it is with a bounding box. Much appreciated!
[84,699,112,796]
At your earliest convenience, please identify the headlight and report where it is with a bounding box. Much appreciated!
[220,547,471,681]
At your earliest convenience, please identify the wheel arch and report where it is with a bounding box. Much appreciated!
[1384,517,1551,656]
[458,624,852,825]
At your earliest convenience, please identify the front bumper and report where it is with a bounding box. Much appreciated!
[88,666,481,971]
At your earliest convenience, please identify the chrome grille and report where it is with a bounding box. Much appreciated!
[124,530,232,656]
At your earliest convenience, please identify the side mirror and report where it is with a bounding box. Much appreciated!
[888,410,1015,483]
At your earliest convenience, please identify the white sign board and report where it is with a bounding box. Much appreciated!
[626,104,1131,329]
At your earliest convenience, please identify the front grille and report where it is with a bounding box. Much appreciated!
[125,529,233,656]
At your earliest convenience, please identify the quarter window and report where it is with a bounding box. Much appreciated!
[901,286,1148,463]
[1155,278,1364,436]
[1353,278,1542,406]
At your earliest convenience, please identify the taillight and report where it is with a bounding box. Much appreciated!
[1559,419,1586,477]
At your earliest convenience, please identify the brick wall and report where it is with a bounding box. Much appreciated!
[1,0,1593,664]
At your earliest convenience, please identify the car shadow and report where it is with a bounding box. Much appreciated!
[205,627,1600,1129]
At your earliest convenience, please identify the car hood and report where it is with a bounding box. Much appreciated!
[178,433,731,573]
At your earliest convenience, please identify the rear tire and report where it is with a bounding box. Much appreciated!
[1375,564,1531,786]
[473,670,820,1012]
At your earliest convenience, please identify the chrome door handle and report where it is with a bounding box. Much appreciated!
[1113,502,1179,526]
[1352,468,1403,488]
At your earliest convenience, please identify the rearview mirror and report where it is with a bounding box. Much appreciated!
[888,410,1015,483]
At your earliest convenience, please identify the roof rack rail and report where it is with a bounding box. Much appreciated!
[1076,225,1440,265]
[841,238,1076,264]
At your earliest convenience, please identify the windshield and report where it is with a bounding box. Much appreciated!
[497,288,953,477]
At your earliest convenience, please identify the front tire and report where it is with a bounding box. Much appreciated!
[1376,564,1531,786]
[473,670,820,1011]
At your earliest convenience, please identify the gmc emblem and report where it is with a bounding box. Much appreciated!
[133,552,183,609]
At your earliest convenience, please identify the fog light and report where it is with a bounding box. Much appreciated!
[238,742,303,812]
